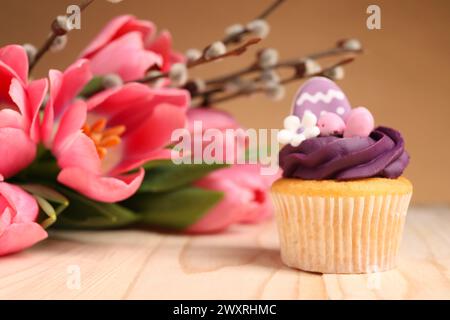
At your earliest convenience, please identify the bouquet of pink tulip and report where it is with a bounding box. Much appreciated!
[0,0,362,256]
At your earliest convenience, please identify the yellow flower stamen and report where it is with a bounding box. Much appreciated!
[82,118,126,159]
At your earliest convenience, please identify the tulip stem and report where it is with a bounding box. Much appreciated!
[192,57,355,107]
[29,0,95,73]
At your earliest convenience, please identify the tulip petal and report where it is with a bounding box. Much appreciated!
[56,132,101,174]
[53,100,87,154]
[0,222,47,256]
[89,83,154,119]
[146,87,190,110]
[53,59,92,116]
[0,109,23,129]
[88,85,188,138]
[88,32,162,82]
[57,167,144,203]
[187,165,279,233]
[27,78,48,143]
[86,87,118,111]
[80,15,155,59]
[124,102,186,159]
[110,148,172,176]
[8,78,28,124]
[0,128,36,179]
[187,108,242,132]
[8,77,48,142]
[146,31,185,72]
[0,45,28,83]
[41,69,63,147]
[0,182,39,222]
[103,86,189,136]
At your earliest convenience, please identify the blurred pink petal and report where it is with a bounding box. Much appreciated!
[80,15,183,82]
[0,128,36,179]
[80,15,155,59]
[52,60,91,116]
[187,108,241,132]
[56,132,101,174]
[0,45,47,179]
[187,108,247,164]
[0,182,47,256]
[88,32,162,82]
[58,167,145,203]
[124,101,186,157]
[26,79,48,142]
[187,164,279,233]
[0,45,28,83]
[53,100,87,154]
[8,78,28,121]
[147,31,185,72]
[41,61,91,148]
[0,109,22,129]
[9,78,47,140]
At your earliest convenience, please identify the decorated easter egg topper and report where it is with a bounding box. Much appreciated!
[277,76,375,146]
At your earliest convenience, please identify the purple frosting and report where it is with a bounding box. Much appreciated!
[279,126,409,180]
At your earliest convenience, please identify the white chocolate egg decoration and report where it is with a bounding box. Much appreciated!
[292,77,352,120]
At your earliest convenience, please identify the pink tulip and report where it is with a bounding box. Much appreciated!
[0,45,47,178]
[41,60,189,202]
[186,108,247,163]
[80,15,184,81]
[146,30,185,72]
[187,164,279,233]
[0,180,47,256]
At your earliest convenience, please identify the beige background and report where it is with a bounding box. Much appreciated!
[0,0,449,204]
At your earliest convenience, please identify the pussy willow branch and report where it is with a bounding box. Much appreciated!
[29,0,95,72]
[222,0,286,45]
[192,58,355,107]
[135,38,261,84]
[134,0,285,84]
[205,45,362,86]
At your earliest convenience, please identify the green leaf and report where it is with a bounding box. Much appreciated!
[21,184,69,204]
[139,161,228,193]
[123,187,223,230]
[52,187,139,229]
[142,159,173,170]
[20,184,69,229]
[34,196,58,229]
[78,76,103,97]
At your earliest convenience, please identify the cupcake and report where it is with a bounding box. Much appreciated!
[271,77,412,274]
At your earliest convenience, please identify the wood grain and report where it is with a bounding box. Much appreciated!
[0,207,449,300]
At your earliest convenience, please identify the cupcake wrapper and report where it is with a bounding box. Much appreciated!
[271,192,412,274]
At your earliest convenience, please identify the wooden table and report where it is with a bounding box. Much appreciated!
[1,206,449,300]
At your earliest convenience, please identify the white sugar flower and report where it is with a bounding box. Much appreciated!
[277,110,320,147]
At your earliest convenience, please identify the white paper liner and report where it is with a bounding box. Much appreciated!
[271,192,412,274]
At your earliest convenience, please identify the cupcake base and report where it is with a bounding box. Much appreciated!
[271,177,413,274]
